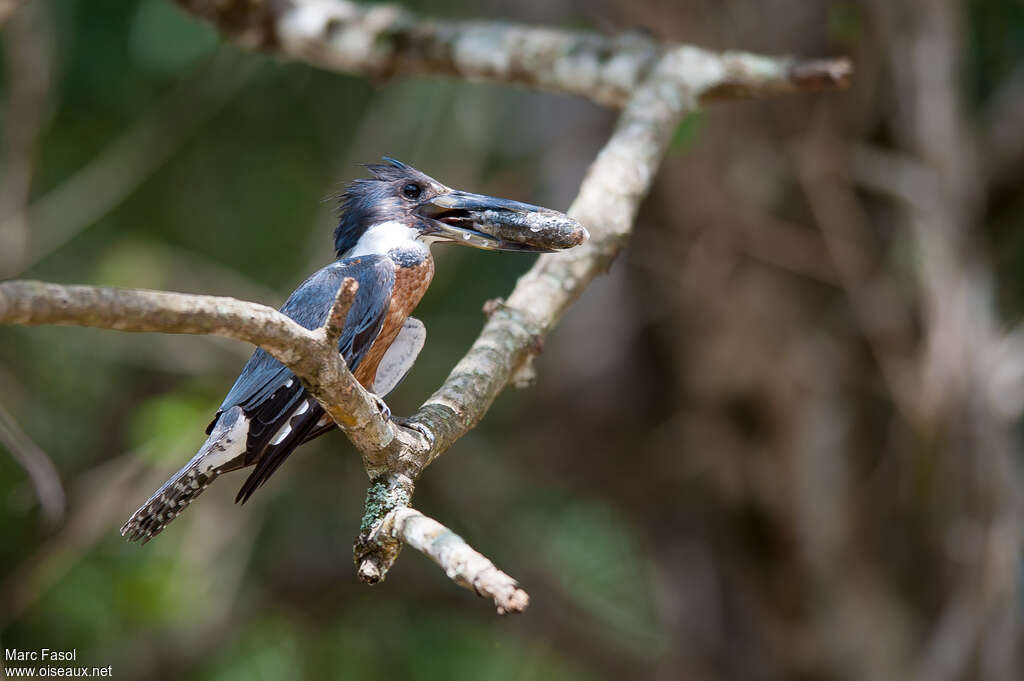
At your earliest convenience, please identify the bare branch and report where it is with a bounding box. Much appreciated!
[174,0,849,108]
[323,277,359,349]
[355,469,531,614]
[701,53,851,100]
[0,279,393,458]
[0,0,53,276]
[0,280,308,353]
[376,506,528,614]
[0,401,65,527]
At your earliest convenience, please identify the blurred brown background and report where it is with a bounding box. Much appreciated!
[1,1,1022,679]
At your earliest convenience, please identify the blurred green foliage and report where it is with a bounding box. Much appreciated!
[967,0,1024,103]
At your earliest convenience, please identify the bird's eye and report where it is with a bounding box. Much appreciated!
[401,183,422,200]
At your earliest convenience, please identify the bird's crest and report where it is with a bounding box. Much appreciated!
[334,158,436,256]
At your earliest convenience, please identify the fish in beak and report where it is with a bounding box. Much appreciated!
[415,191,588,252]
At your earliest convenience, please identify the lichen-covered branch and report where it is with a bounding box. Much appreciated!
[353,473,415,583]
[174,0,850,108]
[0,279,393,459]
[358,495,528,614]
[394,507,528,613]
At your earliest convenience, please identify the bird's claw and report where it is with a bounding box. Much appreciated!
[373,396,391,421]
[410,422,435,447]
[392,417,435,448]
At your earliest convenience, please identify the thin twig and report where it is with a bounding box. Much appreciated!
[323,277,359,349]
[384,507,528,614]
[353,470,526,613]
[0,0,53,276]
[0,401,65,527]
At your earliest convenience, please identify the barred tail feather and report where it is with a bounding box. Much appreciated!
[120,462,217,542]
[120,407,249,543]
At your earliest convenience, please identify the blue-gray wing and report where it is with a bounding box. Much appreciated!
[215,256,395,420]
[204,256,395,503]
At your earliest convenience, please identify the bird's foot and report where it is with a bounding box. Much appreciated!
[372,395,392,421]
[392,416,435,448]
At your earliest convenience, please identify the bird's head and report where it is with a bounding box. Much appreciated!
[334,158,587,258]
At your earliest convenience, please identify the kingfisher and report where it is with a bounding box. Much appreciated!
[120,158,586,542]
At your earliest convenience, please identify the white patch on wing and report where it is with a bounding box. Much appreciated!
[373,317,426,396]
[195,407,249,473]
[344,221,428,258]
[266,396,315,448]
[270,422,292,446]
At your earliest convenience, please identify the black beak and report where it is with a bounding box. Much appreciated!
[415,191,588,252]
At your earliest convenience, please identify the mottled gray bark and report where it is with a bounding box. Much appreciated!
[173,0,849,108]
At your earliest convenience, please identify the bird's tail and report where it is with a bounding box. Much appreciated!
[120,407,248,543]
